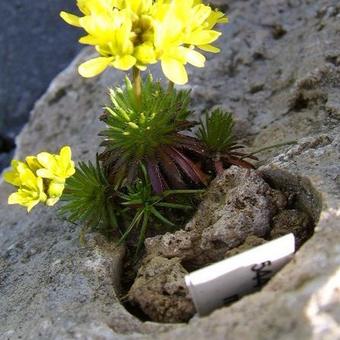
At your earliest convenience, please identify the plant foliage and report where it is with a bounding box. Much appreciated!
[197,109,236,152]
[99,76,207,192]
[118,165,200,257]
[59,159,117,236]
[197,109,257,173]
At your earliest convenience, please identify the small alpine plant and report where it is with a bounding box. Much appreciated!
[3,0,260,256]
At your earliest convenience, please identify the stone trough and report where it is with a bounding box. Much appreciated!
[1,0,339,338]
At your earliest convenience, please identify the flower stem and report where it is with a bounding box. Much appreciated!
[214,159,224,175]
[167,80,175,92]
[133,67,142,106]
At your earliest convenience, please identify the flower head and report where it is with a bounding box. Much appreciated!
[7,167,47,212]
[3,146,75,211]
[36,146,75,184]
[60,0,227,84]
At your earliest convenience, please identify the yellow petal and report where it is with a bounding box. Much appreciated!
[37,152,56,170]
[60,11,81,27]
[180,47,205,67]
[8,191,40,212]
[79,35,100,45]
[27,196,43,212]
[3,170,20,187]
[78,57,114,78]
[198,44,220,53]
[60,146,75,177]
[60,146,71,162]
[112,0,124,9]
[25,156,42,173]
[77,0,91,15]
[37,177,47,202]
[186,30,221,45]
[135,64,147,71]
[27,201,39,213]
[193,4,211,25]
[161,58,188,85]
[113,55,136,70]
[8,192,23,205]
[116,22,134,54]
[47,182,65,205]
[36,169,53,179]
[79,16,116,44]
[46,197,60,207]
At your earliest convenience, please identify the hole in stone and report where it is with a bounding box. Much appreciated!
[289,92,309,111]
[271,24,287,39]
[118,167,321,323]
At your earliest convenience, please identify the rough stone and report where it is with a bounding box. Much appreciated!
[0,0,340,338]
[224,235,267,258]
[145,167,287,269]
[132,166,314,322]
[128,257,194,323]
[270,210,314,248]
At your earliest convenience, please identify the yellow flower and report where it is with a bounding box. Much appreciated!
[3,146,75,211]
[78,14,137,76]
[7,167,47,212]
[3,157,42,186]
[60,0,227,84]
[36,146,75,184]
[152,0,227,84]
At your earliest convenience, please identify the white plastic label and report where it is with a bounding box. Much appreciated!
[185,233,295,316]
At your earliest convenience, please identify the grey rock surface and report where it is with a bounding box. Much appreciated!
[1,0,340,339]
[0,0,82,170]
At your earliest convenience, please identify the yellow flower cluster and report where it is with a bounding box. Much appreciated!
[60,0,227,84]
[3,146,75,212]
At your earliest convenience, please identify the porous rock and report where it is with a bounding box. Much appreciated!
[136,167,312,322]
[1,0,340,338]
[270,210,313,248]
[128,257,195,323]
[224,235,267,258]
[145,167,286,268]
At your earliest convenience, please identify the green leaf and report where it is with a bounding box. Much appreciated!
[155,202,192,210]
[150,206,175,226]
[197,109,237,152]
[117,209,144,246]
[59,159,118,235]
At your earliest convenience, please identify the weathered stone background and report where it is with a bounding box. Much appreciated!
[0,0,81,170]
[0,0,339,339]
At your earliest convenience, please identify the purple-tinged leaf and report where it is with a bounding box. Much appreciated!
[147,159,168,193]
[158,150,186,189]
[174,135,206,155]
[126,160,139,184]
[223,155,255,169]
[165,147,208,185]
